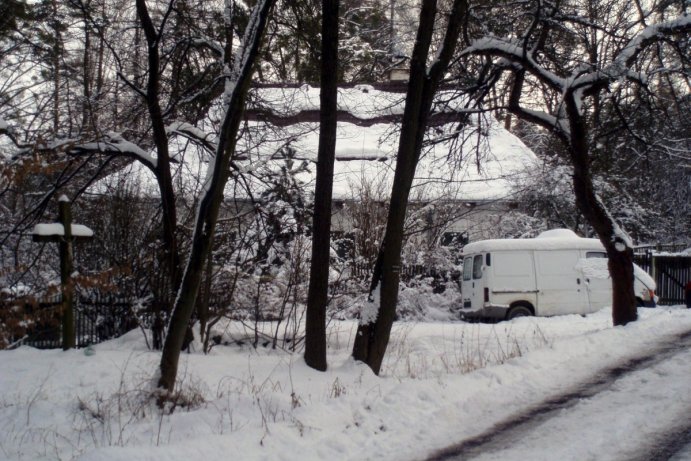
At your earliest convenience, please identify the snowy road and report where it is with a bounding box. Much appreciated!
[429,330,691,461]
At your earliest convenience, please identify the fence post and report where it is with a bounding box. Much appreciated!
[58,198,76,350]
[32,196,94,350]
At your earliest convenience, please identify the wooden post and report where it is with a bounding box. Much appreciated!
[58,197,75,350]
[32,196,93,351]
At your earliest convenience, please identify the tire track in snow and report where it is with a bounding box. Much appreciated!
[633,424,691,461]
[427,329,691,461]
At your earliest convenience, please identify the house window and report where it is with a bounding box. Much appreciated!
[441,231,469,247]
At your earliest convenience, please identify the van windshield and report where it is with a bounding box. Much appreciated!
[473,254,483,279]
[463,257,473,281]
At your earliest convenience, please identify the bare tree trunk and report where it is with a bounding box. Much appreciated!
[507,75,639,327]
[94,2,106,125]
[197,234,214,346]
[304,0,339,372]
[157,0,276,396]
[81,14,91,132]
[566,95,637,325]
[51,0,61,135]
[352,0,467,374]
[135,0,182,337]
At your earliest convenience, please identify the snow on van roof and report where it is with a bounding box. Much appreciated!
[462,229,605,254]
[535,229,579,239]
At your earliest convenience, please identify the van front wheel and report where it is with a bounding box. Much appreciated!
[506,305,533,320]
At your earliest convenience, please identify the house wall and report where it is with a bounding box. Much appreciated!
[329,199,512,246]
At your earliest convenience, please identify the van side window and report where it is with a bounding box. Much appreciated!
[463,257,473,281]
[586,252,607,258]
[473,254,483,279]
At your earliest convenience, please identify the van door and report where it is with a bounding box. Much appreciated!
[577,251,611,313]
[461,254,486,312]
[534,250,589,315]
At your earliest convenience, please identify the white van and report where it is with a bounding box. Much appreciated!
[460,229,657,320]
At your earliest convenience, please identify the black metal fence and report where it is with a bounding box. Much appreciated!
[652,256,690,305]
[634,251,691,305]
[14,295,63,349]
[3,294,138,349]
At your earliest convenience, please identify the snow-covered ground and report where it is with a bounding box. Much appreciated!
[1,306,690,461]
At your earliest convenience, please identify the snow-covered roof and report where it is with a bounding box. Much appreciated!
[90,85,537,202]
[242,85,536,201]
[462,229,606,253]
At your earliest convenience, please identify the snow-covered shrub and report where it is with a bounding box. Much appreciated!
[196,153,312,351]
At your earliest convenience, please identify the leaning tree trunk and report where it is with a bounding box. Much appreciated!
[304,0,339,372]
[351,0,435,374]
[157,0,276,396]
[352,0,467,374]
[566,94,637,326]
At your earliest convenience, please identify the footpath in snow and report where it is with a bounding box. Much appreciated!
[431,330,691,460]
[0,306,690,461]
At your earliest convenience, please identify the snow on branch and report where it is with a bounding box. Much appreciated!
[613,14,690,71]
[571,14,691,90]
[69,133,158,171]
[464,14,690,96]
[189,37,224,56]
[461,37,567,91]
[519,108,570,137]
[0,117,29,153]
[166,122,217,153]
